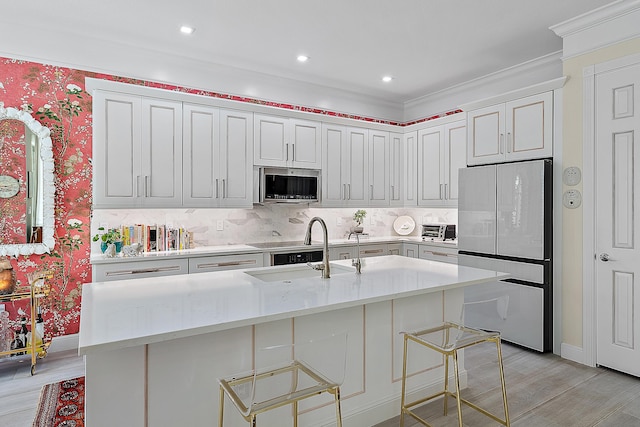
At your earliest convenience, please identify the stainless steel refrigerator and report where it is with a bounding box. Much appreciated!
[458,159,552,352]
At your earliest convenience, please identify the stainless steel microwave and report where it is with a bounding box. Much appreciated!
[256,167,321,203]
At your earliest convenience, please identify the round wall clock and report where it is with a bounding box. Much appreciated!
[0,175,20,198]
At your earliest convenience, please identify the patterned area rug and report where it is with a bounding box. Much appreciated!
[32,377,85,427]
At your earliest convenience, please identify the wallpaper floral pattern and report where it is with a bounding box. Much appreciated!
[0,119,27,244]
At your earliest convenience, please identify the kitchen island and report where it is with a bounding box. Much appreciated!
[79,255,508,427]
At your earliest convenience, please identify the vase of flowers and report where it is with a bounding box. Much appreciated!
[350,209,367,234]
[92,227,123,254]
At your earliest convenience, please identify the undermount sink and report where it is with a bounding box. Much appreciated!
[245,263,355,283]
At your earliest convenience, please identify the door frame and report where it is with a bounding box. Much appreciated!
[583,52,640,367]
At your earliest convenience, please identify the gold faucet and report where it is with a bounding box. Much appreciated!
[304,217,330,279]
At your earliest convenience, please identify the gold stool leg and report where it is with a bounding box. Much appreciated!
[496,339,511,426]
[452,350,463,427]
[443,353,450,416]
[218,386,225,427]
[400,334,409,426]
[293,401,298,427]
[335,386,343,427]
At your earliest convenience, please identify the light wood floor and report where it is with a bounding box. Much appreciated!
[1,342,639,426]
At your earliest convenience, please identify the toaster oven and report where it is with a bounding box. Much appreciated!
[421,224,456,241]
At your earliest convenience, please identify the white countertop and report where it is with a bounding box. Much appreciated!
[79,255,506,355]
[89,236,457,264]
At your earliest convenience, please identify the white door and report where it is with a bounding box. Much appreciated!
[219,110,253,208]
[290,119,321,169]
[595,62,640,377]
[321,124,347,207]
[417,126,443,205]
[368,130,389,206]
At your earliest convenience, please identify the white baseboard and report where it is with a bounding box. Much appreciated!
[560,342,584,365]
[48,333,79,353]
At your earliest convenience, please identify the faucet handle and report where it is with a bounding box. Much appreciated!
[307,262,325,271]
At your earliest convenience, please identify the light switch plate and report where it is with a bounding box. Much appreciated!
[216,220,224,231]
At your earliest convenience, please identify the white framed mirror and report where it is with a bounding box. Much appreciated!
[0,103,55,255]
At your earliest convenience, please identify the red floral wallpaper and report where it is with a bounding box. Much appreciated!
[0,55,460,342]
[0,119,27,244]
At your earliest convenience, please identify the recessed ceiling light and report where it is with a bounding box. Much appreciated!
[297,55,309,63]
[180,26,195,35]
[382,76,393,83]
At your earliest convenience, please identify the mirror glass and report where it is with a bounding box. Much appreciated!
[0,104,55,256]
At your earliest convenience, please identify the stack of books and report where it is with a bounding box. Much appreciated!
[119,224,192,252]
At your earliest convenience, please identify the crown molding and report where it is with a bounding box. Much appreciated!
[550,0,640,59]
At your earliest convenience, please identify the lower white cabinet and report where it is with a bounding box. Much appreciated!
[330,246,356,260]
[387,243,401,256]
[93,259,190,282]
[189,253,263,274]
[358,244,388,258]
[403,243,419,258]
[418,244,458,264]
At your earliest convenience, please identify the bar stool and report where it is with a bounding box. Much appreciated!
[218,332,348,427]
[400,296,510,427]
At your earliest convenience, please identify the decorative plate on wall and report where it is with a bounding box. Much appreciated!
[393,216,415,235]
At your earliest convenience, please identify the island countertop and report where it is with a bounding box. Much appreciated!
[78,255,508,355]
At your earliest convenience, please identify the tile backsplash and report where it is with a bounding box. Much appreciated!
[91,206,457,252]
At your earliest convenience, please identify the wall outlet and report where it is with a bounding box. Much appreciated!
[216,220,224,231]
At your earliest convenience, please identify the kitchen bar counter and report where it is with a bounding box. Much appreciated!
[80,256,503,427]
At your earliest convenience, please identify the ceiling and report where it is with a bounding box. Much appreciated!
[2,0,615,103]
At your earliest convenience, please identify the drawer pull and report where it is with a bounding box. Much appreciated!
[424,251,450,257]
[197,259,256,269]
[105,266,182,277]
[362,249,383,254]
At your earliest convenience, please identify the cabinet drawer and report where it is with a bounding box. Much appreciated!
[358,244,387,258]
[189,253,263,273]
[418,245,458,264]
[93,259,189,282]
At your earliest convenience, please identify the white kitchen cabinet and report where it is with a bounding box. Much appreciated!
[183,106,253,208]
[188,253,263,274]
[93,92,182,208]
[403,131,418,206]
[418,243,458,264]
[467,91,553,165]
[368,130,390,206]
[387,243,401,256]
[254,114,321,169]
[389,132,403,206]
[330,245,356,261]
[321,125,368,207]
[358,243,387,258]
[403,243,419,258]
[417,120,465,207]
[92,258,190,282]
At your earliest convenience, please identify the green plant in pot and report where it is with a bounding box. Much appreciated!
[92,227,123,253]
[351,209,367,234]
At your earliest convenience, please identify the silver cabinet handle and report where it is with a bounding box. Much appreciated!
[196,259,256,269]
[370,184,373,199]
[444,183,448,200]
[145,176,150,197]
[136,175,142,197]
[343,184,346,200]
[286,143,289,161]
[391,185,395,199]
[215,179,219,199]
[599,253,610,262]
[105,265,182,277]
[292,143,295,161]
[222,179,226,198]
[440,184,443,200]
[348,184,351,200]
[500,134,504,154]
[507,132,512,153]
[362,249,383,254]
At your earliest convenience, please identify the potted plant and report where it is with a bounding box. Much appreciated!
[351,209,367,234]
[92,227,123,253]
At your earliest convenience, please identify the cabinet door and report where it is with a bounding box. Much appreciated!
[467,104,505,166]
[92,92,142,208]
[403,131,418,206]
[219,110,254,208]
[358,244,387,258]
[387,243,401,256]
[321,124,347,207]
[346,127,368,206]
[368,130,389,206]
[183,104,219,207]
[330,245,355,260]
[444,121,467,204]
[141,98,183,207]
[505,92,553,161]
[417,126,444,206]
[291,119,321,169]
[403,243,419,258]
[389,132,403,206]
[254,114,288,167]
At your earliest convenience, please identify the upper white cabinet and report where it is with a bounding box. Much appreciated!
[417,120,466,207]
[254,114,321,169]
[389,132,403,206]
[322,125,389,207]
[467,91,553,165]
[403,131,418,206]
[183,105,253,208]
[93,92,182,208]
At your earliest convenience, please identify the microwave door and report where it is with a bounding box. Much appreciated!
[458,164,497,255]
